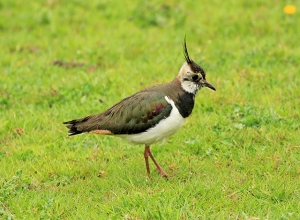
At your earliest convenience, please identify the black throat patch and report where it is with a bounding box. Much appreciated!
[175,92,195,118]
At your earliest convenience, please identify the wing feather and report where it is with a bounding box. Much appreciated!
[63,91,172,135]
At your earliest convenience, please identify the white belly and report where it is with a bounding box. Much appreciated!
[117,96,185,145]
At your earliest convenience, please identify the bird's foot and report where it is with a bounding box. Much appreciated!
[157,168,169,178]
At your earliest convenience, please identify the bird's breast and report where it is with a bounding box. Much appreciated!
[117,96,185,145]
[174,92,195,118]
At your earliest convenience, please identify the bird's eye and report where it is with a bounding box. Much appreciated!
[192,75,199,81]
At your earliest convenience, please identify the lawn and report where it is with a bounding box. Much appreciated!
[1,0,299,219]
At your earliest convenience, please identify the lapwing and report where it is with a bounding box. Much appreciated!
[63,38,216,178]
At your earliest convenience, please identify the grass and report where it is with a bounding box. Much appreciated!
[1,0,299,219]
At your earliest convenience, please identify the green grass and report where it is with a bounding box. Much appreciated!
[1,0,300,219]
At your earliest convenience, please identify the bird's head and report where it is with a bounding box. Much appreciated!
[176,37,216,94]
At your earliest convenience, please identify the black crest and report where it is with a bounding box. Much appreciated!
[183,36,192,64]
[183,36,206,77]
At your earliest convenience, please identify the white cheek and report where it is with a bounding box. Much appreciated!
[181,81,199,93]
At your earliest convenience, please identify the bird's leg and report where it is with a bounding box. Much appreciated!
[144,145,169,178]
[144,146,151,178]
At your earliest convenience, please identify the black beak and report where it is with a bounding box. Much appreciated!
[202,80,216,91]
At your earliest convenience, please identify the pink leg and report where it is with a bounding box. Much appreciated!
[144,145,168,178]
[144,146,151,177]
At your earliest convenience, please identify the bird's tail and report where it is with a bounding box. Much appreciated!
[63,116,91,136]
